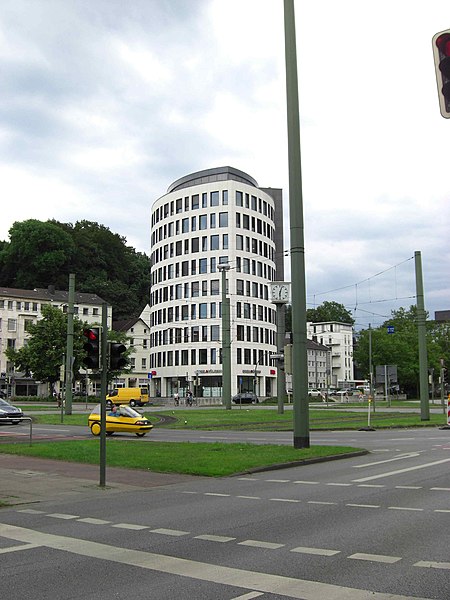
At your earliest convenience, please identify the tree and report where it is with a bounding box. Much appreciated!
[5,304,86,391]
[306,301,355,325]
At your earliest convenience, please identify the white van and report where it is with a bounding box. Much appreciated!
[106,387,149,407]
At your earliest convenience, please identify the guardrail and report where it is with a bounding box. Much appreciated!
[0,416,33,446]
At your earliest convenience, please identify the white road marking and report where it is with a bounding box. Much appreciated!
[112,523,149,530]
[0,523,429,600]
[237,477,259,481]
[431,487,450,491]
[294,480,319,485]
[357,484,385,488]
[291,546,340,556]
[0,542,39,554]
[395,486,422,490]
[237,495,261,500]
[182,491,198,494]
[415,561,450,570]
[16,509,44,514]
[48,513,79,520]
[346,504,380,509]
[230,592,264,599]
[352,458,450,483]
[434,509,450,513]
[77,518,111,525]
[150,528,190,537]
[238,539,284,550]
[349,553,401,564]
[353,453,419,468]
[265,479,290,483]
[205,492,230,497]
[194,534,236,543]
[307,501,336,505]
[326,482,352,486]
[270,498,300,503]
[388,506,423,512]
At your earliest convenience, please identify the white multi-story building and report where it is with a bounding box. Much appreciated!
[149,166,285,399]
[307,321,354,387]
[0,286,111,397]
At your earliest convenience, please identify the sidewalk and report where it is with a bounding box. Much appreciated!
[0,454,199,507]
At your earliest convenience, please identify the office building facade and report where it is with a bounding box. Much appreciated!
[149,167,284,400]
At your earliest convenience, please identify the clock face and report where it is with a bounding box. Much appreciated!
[271,283,290,303]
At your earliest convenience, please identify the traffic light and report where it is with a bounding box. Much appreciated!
[83,327,100,370]
[109,342,127,370]
[432,29,450,118]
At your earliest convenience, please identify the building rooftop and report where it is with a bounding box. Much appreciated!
[167,166,258,193]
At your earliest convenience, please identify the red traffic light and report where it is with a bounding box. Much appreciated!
[83,327,101,369]
[433,29,450,118]
[84,329,99,341]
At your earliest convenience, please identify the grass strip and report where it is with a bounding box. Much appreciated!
[0,440,361,477]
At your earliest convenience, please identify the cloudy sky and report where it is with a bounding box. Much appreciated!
[1,0,449,328]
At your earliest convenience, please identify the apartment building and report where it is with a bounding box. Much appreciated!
[0,286,111,397]
[307,321,354,387]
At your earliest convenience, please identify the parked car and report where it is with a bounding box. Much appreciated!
[232,392,259,404]
[0,398,24,425]
[88,404,153,437]
[308,389,324,398]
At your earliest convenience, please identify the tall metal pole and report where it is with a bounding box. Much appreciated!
[99,301,108,487]
[415,251,430,420]
[64,274,75,415]
[220,264,231,410]
[276,303,285,414]
[284,0,309,447]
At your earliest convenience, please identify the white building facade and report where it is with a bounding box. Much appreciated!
[149,167,284,400]
[307,321,354,387]
[0,286,111,397]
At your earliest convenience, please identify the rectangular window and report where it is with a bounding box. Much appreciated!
[210,324,220,341]
[7,319,17,332]
[182,218,189,233]
[222,234,228,249]
[191,281,199,297]
[210,279,219,295]
[219,212,228,227]
[202,236,208,251]
[199,258,207,274]
[210,302,216,318]
[191,216,197,231]
[199,303,207,319]
[199,215,207,230]
[210,191,219,206]
[210,213,216,228]
[222,190,228,205]
[192,194,199,209]
[191,237,199,252]
[199,348,208,364]
[210,234,219,250]
[236,234,243,250]
[182,261,189,276]
[236,279,244,295]
[236,190,243,206]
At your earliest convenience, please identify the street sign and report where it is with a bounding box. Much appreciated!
[387,326,395,334]
[270,353,284,360]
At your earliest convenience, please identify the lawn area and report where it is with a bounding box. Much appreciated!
[0,440,363,477]
[27,407,447,430]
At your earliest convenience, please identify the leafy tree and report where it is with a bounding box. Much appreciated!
[306,301,355,325]
[5,304,86,390]
[354,305,450,396]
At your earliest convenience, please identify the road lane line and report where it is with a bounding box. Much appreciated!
[0,542,39,554]
[326,482,352,487]
[357,484,385,488]
[205,493,230,497]
[293,481,319,485]
[431,487,450,491]
[230,593,264,599]
[265,479,291,483]
[307,501,336,505]
[346,504,380,509]
[270,498,300,503]
[237,496,261,500]
[16,509,45,514]
[150,528,190,537]
[352,458,450,482]
[388,507,424,512]
[415,561,450,570]
[194,534,236,543]
[112,523,149,530]
[291,546,340,556]
[395,486,422,490]
[349,553,401,564]
[353,453,419,468]
[77,518,111,525]
[48,513,79,520]
[0,523,434,600]
[238,540,284,550]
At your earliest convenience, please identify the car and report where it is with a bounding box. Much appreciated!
[308,389,324,398]
[88,404,153,437]
[232,392,259,404]
[0,398,24,425]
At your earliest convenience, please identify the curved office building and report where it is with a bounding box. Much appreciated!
[149,167,284,400]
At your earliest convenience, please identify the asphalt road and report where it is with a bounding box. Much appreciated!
[1,426,450,599]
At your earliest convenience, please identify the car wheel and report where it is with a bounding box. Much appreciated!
[130,400,136,407]
[90,422,101,436]
[135,432,146,437]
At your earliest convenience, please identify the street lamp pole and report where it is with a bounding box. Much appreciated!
[284,0,309,447]
[219,263,231,410]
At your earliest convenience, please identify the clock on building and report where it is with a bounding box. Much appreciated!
[270,282,290,303]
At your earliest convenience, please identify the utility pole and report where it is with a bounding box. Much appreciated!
[276,303,285,414]
[415,251,429,421]
[99,301,108,487]
[284,0,309,447]
[64,274,75,415]
[219,263,231,410]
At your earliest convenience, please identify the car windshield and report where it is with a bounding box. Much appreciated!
[90,404,141,418]
[0,399,12,407]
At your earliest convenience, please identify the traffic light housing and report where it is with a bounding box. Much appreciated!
[432,29,450,118]
[83,327,100,370]
[109,342,127,370]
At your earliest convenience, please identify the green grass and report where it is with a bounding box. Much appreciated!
[27,408,447,430]
[0,440,362,477]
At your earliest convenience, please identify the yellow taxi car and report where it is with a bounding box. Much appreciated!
[88,404,153,437]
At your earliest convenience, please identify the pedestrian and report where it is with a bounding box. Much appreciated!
[186,390,193,406]
[174,391,179,406]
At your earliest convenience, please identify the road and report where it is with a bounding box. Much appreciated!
[1,426,450,598]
